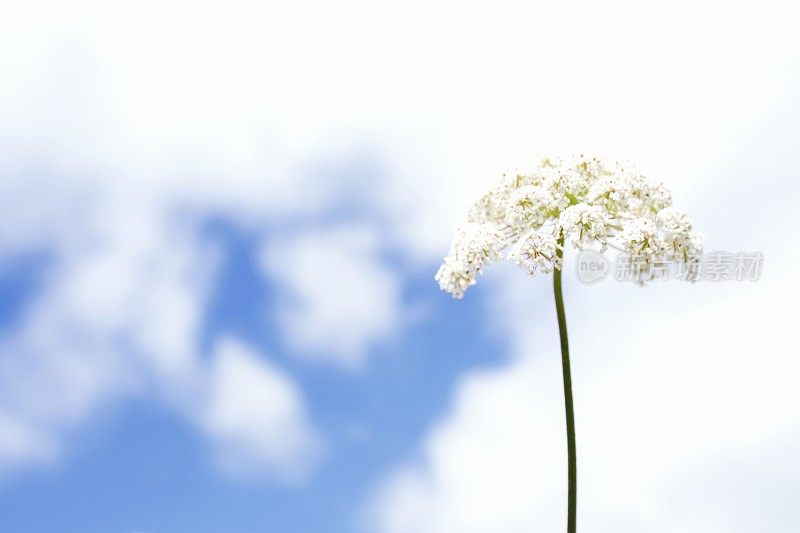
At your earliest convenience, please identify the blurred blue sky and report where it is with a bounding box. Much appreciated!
[0,217,507,532]
[1,1,800,532]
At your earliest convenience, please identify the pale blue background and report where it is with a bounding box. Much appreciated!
[1,2,799,532]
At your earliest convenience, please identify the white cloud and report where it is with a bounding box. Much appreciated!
[262,226,402,369]
[199,337,324,484]
[364,281,567,532]
[0,199,329,483]
[0,189,208,470]
[3,0,798,257]
[367,168,800,532]
[0,173,330,479]
[0,0,362,477]
[0,409,57,472]
[369,264,800,531]
[356,2,800,529]
[0,0,797,509]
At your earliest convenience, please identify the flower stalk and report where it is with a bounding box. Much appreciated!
[553,235,576,533]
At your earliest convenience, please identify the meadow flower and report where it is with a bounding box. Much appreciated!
[434,222,506,299]
[558,204,612,250]
[507,185,559,228]
[435,155,704,533]
[510,229,561,276]
[436,155,702,297]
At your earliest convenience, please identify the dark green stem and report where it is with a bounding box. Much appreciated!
[554,236,576,533]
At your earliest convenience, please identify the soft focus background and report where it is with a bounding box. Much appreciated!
[1,1,799,532]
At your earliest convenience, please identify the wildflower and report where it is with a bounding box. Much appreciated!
[436,155,702,297]
[435,155,705,533]
[510,230,561,275]
[434,222,506,298]
[507,185,559,228]
[558,204,612,250]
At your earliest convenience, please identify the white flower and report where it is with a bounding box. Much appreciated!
[588,174,631,214]
[436,156,703,297]
[625,174,672,215]
[468,186,512,225]
[509,230,561,276]
[618,218,665,269]
[435,222,505,298]
[558,204,611,249]
[507,185,558,228]
[657,207,692,235]
[434,260,475,300]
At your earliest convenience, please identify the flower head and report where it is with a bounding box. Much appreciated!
[509,230,562,276]
[436,155,703,297]
[435,222,506,298]
[558,204,612,249]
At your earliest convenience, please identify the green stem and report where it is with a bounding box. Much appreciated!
[554,236,577,533]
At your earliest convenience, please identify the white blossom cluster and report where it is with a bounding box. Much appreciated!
[435,155,703,298]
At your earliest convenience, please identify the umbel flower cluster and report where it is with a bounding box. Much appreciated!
[436,155,703,298]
